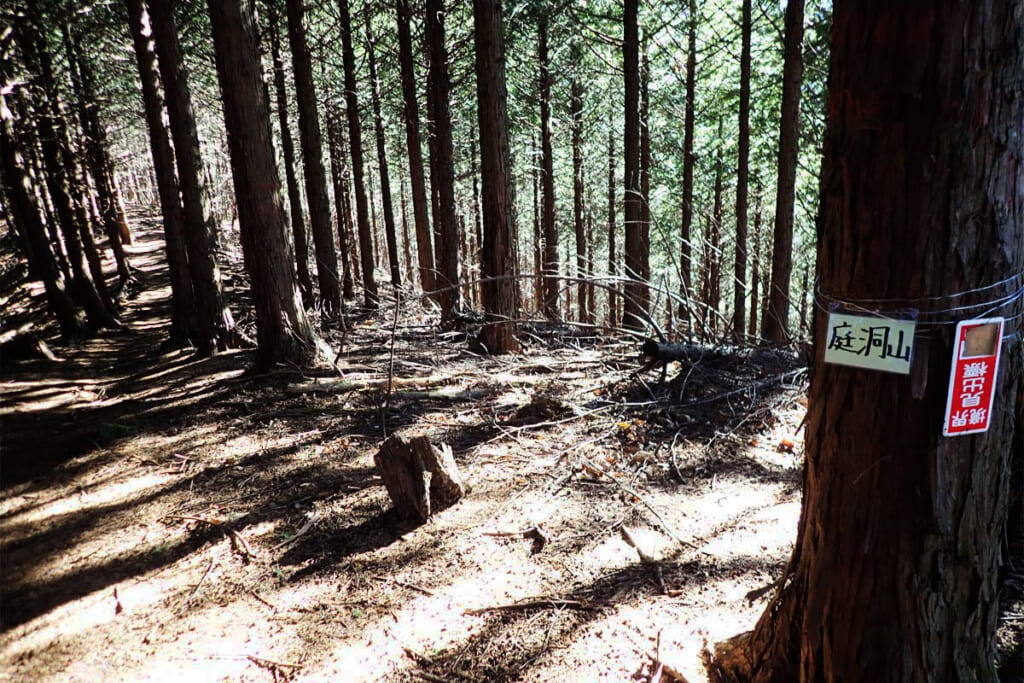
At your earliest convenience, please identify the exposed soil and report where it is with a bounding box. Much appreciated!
[1,217,1019,682]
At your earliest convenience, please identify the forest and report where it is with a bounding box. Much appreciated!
[0,0,1021,681]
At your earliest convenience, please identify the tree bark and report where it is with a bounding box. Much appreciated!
[762,0,805,344]
[125,0,194,344]
[607,118,617,329]
[678,0,697,329]
[396,0,435,293]
[207,0,324,370]
[747,192,761,340]
[374,434,465,522]
[622,0,644,331]
[338,0,378,309]
[473,0,520,354]
[149,0,233,354]
[364,11,402,287]
[571,48,587,324]
[639,42,651,315]
[710,1,1023,680]
[732,0,751,342]
[266,0,313,303]
[284,0,341,313]
[424,0,461,323]
[537,12,559,321]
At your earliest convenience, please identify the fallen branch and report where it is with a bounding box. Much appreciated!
[465,597,601,615]
[269,514,319,552]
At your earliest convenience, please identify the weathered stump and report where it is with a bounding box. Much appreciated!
[373,434,465,522]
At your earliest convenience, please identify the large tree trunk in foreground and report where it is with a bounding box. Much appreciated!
[710,1,1023,680]
[396,0,435,294]
[150,0,233,355]
[125,0,194,344]
[285,0,341,313]
[266,0,313,303]
[338,0,378,309]
[207,0,324,370]
[762,0,805,344]
[473,0,519,355]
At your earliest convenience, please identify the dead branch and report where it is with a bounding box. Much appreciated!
[465,597,602,614]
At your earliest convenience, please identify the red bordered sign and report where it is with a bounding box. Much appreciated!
[942,318,1004,437]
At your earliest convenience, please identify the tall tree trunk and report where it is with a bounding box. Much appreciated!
[149,0,233,354]
[639,42,651,314]
[326,105,356,300]
[0,91,83,338]
[266,0,313,303]
[532,133,542,311]
[732,0,751,342]
[538,12,559,320]
[207,0,324,370]
[571,51,587,324]
[473,0,519,354]
[709,125,723,334]
[622,0,644,330]
[400,175,414,280]
[711,1,1024,680]
[15,23,119,330]
[338,0,378,309]
[679,0,697,328]
[747,191,761,340]
[284,0,341,313]
[364,11,402,286]
[762,0,805,344]
[396,0,435,294]
[125,0,194,344]
[607,118,617,329]
[425,0,461,323]
[65,29,133,287]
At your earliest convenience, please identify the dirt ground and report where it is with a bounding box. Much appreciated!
[1,218,1020,682]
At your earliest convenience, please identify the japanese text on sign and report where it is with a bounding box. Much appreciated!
[823,311,916,374]
[943,318,1004,437]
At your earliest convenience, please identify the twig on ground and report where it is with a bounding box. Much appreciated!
[269,514,319,552]
[465,597,602,614]
[189,558,216,599]
[372,574,436,596]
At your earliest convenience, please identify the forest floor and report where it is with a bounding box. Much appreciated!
[1,215,1020,683]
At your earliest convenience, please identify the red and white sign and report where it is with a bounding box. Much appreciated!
[942,318,1004,437]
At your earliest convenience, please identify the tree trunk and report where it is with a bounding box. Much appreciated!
[747,192,761,340]
[607,118,617,329]
[571,50,587,324]
[707,121,723,335]
[338,0,378,309]
[762,0,805,344]
[710,1,1023,680]
[732,0,751,342]
[639,43,651,315]
[538,13,559,321]
[0,91,83,338]
[125,0,194,345]
[396,0,435,294]
[206,0,324,370]
[149,0,233,354]
[532,133,542,312]
[266,0,313,303]
[400,175,414,280]
[284,0,341,313]
[374,435,465,523]
[424,0,461,323]
[326,105,356,300]
[679,0,697,329]
[473,0,520,354]
[622,0,644,331]
[364,12,402,287]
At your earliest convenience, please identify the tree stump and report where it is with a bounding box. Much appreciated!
[373,434,465,522]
